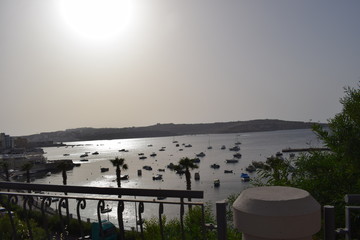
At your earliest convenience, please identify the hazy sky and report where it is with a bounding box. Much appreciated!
[1,0,360,136]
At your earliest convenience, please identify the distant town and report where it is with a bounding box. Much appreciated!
[0,133,72,179]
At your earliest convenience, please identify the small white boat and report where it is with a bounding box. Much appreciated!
[120,175,129,180]
[214,179,220,187]
[101,207,112,214]
[152,174,163,180]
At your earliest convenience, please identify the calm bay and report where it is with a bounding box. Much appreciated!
[32,128,322,228]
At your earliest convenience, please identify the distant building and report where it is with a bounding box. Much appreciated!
[14,137,29,149]
[0,133,14,150]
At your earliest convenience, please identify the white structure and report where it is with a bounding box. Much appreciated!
[233,186,321,240]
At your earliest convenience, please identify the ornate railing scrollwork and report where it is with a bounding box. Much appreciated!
[76,198,87,239]
[23,195,34,240]
[159,202,164,240]
[97,199,106,238]
[40,196,52,239]
[58,197,70,237]
[5,194,18,239]
[180,198,185,240]
[117,200,125,240]
[138,201,145,239]
[0,182,206,240]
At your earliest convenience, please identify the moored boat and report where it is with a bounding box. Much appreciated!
[101,207,112,214]
[241,173,250,182]
[143,165,152,171]
[233,152,242,158]
[245,165,256,173]
[152,174,163,180]
[196,152,206,157]
[210,163,220,169]
[229,146,240,151]
[194,172,200,180]
[120,174,129,180]
[226,159,239,163]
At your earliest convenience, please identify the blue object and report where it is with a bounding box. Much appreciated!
[91,220,117,240]
[240,173,250,181]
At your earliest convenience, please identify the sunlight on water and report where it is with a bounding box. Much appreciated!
[34,129,321,227]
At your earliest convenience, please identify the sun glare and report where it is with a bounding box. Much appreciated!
[58,0,131,42]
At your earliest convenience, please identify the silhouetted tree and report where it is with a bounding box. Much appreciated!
[21,162,33,191]
[110,157,128,188]
[173,157,199,206]
[0,161,10,182]
[57,161,73,186]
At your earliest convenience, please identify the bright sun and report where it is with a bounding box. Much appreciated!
[59,0,131,42]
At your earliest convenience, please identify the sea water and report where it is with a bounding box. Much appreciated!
[33,129,322,228]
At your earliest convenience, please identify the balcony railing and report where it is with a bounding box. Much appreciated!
[324,194,360,240]
[0,181,226,240]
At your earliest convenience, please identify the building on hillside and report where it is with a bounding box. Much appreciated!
[0,133,14,150]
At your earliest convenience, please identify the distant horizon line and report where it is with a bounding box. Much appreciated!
[19,118,325,137]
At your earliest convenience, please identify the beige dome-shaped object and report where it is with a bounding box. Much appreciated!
[233,186,321,240]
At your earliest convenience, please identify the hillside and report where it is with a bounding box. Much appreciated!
[22,119,321,143]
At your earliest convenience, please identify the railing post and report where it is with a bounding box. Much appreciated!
[216,200,227,240]
[324,205,336,240]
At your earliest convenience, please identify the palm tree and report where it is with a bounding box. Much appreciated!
[57,161,73,186]
[21,162,33,185]
[110,157,128,188]
[57,161,73,196]
[173,157,199,204]
[0,161,10,182]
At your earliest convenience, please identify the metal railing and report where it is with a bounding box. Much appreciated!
[324,194,360,240]
[0,181,227,240]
